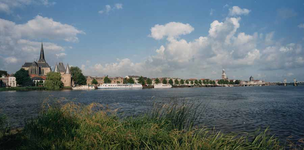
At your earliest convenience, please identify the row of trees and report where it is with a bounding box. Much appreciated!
[217,79,240,85]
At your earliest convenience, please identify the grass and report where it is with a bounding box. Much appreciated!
[0,101,294,149]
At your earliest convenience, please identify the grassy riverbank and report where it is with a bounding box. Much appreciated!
[0,102,289,149]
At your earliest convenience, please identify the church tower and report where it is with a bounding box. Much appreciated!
[38,43,46,63]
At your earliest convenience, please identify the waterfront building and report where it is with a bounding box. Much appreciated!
[240,76,265,86]
[0,74,16,87]
[249,76,254,81]
[126,75,140,84]
[54,63,72,87]
[86,76,124,85]
[22,43,51,76]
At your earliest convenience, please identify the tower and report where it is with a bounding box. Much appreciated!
[294,78,297,86]
[38,43,46,63]
[222,69,227,80]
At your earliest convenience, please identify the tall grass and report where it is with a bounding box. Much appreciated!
[0,101,287,149]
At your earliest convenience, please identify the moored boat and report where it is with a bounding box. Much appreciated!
[98,84,143,89]
[72,85,96,90]
[154,84,172,89]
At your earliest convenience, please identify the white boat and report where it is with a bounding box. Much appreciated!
[154,84,172,89]
[98,84,143,89]
[72,85,96,90]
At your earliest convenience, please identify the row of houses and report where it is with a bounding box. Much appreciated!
[0,70,17,87]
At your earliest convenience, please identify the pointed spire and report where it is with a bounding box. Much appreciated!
[38,42,46,63]
[65,64,70,74]
[54,64,59,73]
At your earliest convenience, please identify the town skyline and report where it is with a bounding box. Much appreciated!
[0,0,304,82]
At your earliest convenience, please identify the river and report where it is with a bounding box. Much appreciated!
[1,86,304,144]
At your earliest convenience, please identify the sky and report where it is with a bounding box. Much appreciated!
[0,0,304,82]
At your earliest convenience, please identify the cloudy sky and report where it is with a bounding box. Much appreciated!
[0,0,303,82]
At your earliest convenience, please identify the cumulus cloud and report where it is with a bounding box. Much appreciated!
[83,6,303,81]
[99,3,123,14]
[0,15,83,73]
[0,0,55,14]
[150,22,194,40]
[229,6,251,16]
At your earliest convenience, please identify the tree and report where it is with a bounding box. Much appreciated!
[128,78,135,84]
[14,68,32,86]
[146,78,152,85]
[104,76,112,83]
[91,78,98,85]
[162,78,167,84]
[155,78,160,84]
[174,79,179,85]
[191,81,194,84]
[138,76,146,85]
[235,80,240,84]
[186,80,189,84]
[123,78,128,84]
[70,67,86,85]
[180,79,184,84]
[195,80,199,85]
[169,79,173,85]
[199,80,202,85]
[44,72,63,90]
[229,80,234,84]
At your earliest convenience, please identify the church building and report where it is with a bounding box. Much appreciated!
[54,62,72,87]
[22,43,51,76]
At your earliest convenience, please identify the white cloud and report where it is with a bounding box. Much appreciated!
[229,6,251,16]
[56,53,66,58]
[0,0,55,14]
[0,16,83,73]
[150,22,194,40]
[298,23,304,29]
[4,57,18,64]
[99,3,123,14]
[287,73,294,76]
[115,3,123,9]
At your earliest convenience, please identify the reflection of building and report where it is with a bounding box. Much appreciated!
[54,63,72,87]
[22,43,51,76]
[222,69,228,80]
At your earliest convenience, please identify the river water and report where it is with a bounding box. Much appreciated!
[0,86,304,144]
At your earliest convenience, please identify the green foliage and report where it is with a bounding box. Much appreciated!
[155,78,160,84]
[138,76,146,85]
[7,102,283,149]
[146,78,152,85]
[230,80,235,84]
[180,79,184,84]
[123,78,128,84]
[44,72,63,90]
[174,79,179,85]
[195,80,199,85]
[191,81,194,84]
[91,78,98,85]
[186,80,189,84]
[128,78,135,84]
[70,67,86,85]
[235,80,241,84]
[199,80,202,85]
[0,113,8,138]
[162,78,167,84]
[218,79,230,84]
[169,79,173,85]
[103,76,112,83]
[14,68,32,86]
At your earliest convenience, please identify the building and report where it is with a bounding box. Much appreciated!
[22,43,52,76]
[249,76,254,81]
[222,69,228,80]
[0,74,16,87]
[126,75,140,84]
[54,63,72,87]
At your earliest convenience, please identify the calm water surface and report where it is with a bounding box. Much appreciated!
[1,86,304,144]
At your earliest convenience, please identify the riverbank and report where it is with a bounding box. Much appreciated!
[0,87,46,91]
[0,101,293,149]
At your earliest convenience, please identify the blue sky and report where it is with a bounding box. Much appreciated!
[0,0,304,82]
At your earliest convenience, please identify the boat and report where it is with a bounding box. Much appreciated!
[98,84,143,89]
[154,84,172,89]
[72,85,96,90]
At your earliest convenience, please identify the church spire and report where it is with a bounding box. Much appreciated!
[65,64,70,74]
[38,43,46,63]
